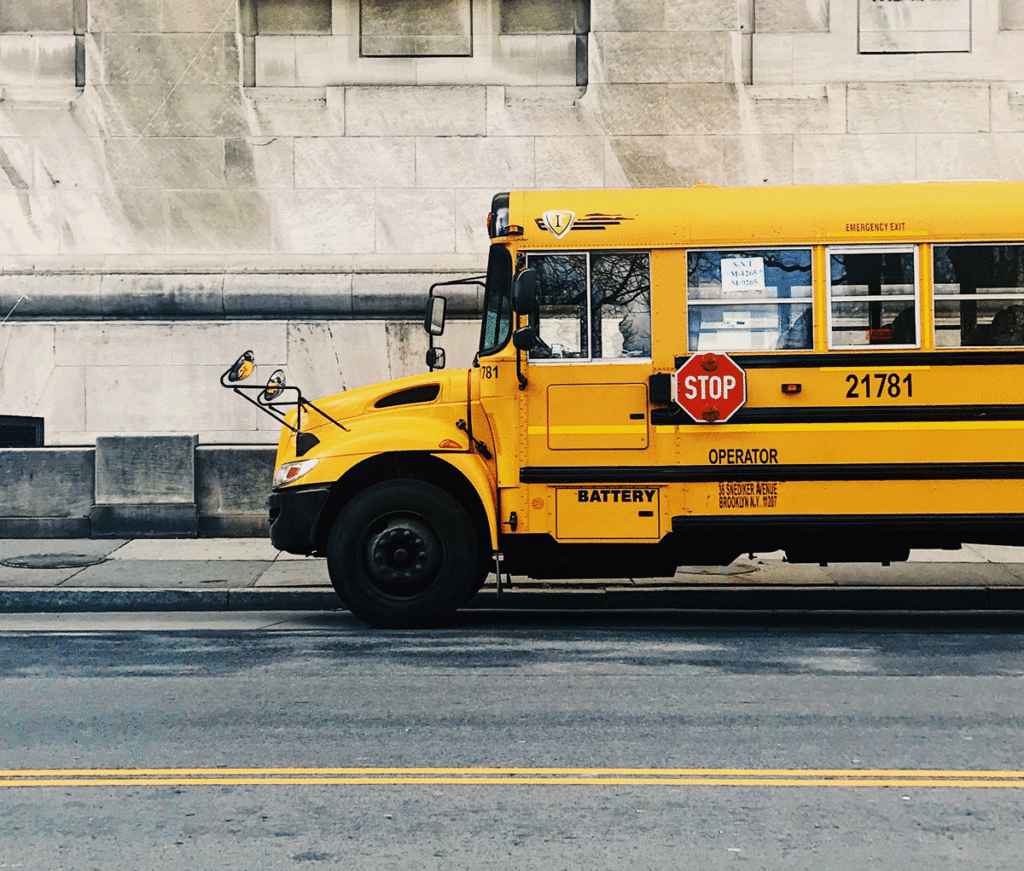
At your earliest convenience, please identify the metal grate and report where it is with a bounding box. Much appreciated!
[0,416,44,447]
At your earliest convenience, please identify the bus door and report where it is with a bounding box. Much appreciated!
[521,250,657,539]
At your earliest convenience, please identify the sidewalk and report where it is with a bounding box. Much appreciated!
[3,538,1024,613]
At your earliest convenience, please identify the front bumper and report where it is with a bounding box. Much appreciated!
[268,485,332,555]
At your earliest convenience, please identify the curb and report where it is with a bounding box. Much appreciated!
[3,585,1024,613]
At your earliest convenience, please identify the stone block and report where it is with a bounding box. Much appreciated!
[414,136,535,188]
[267,189,376,254]
[0,0,73,32]
[665,0,749,31]
[80,85,169,138]
[486,85,594,137]
[59,191,166,255]
[104,137,225,189]
[286,320,391,396]
[992,84,1024,132]
[793,133,917,184]
[32,34,75,86]
[455,188,497,253]
[0,35,33,87]
[0,190,58,255]
[848,83,990,134]
[345,86,486,136]
[594,32,727,84]
[93,434,196,505]
[0,137,34,188]
[222,274,354,318]
[247,94,346,138]
[162,0,234,33]
[167,190,274,253]
[295,34,343,87]
[535,34,579,85]
[917,132,1024,179]
[224,137,295,189]
[98,34,238,87]
[360,0,472,57]
[195,445,274,532]
[98,275,223,318]
[721,134,794,185]
[154,85,248,137]
[591,0,665,32]
[1004,0,1024,28]
[53,322,173,368]
[294,137,416,188]
[535,136,606,187]
[756,0,828,32]
[0,274,104,318]
[385,321,431,379]
[89,0,161,33]
[89,503,198,538]
[606,135,725,187]
[257,0,331,34]
[588,84,667,135]
[255,35,297,87]
[375,188,456,254]
[0,323,55,415]
[0,448,94,517]
[352,271,477,317]
[752,33,793,86]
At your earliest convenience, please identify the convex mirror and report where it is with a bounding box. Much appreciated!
[261,369,286,402]
[512,268,537,315]
[424,295,447,337]
[227,350,255,382]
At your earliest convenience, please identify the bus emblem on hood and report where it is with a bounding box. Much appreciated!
[542,210,575,239]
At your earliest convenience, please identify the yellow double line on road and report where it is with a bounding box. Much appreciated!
[2,767,1024,789]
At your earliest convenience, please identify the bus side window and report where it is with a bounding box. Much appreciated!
[526,251,652,361]
[591,252,651,358]
[828,249,918,349]
[933,245,1024,348]
[528,254,588,359]
[686,249,813,352]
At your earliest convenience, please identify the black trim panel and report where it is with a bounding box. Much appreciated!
[674,351,1024,369]
[521,463,1024,485]
[673,512,1024,534]
[651,404,1024,426]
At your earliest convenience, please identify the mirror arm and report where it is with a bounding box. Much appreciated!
[516,350,527,391]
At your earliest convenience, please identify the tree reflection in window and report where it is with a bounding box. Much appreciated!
[527,252,651,360]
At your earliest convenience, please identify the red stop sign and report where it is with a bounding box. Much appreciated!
[672,352,747,423]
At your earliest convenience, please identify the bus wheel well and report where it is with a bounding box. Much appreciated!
[312,452,491,562]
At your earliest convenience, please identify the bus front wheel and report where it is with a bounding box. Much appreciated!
[326,479,480,628]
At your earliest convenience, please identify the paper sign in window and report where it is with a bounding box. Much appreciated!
[722,257,767,293]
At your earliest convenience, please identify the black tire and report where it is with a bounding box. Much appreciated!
[326,479,480,628]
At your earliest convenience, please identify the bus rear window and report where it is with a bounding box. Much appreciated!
[933,244,1024,347]
[686,249,812,352]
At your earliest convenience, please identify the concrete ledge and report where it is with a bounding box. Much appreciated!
[89,504,198,538]
[0,518,92,538]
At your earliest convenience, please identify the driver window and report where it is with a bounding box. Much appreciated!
[527,251,651,361]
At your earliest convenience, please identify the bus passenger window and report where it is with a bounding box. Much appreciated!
[686,249,812,352]
[591,252,651,358]
[526,251,652,361]
[528,254,588,358]
[828,249,918,349]
[933,245,1024,347]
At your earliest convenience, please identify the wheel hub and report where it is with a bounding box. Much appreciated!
[363,517,442,595]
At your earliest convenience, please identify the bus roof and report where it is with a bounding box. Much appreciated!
[505,181,1024,249]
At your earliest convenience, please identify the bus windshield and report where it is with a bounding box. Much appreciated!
[479,244,513,357]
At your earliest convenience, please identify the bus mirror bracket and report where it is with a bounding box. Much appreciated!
[512,326,537,390]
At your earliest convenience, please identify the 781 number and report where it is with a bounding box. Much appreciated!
[845,372,913,399]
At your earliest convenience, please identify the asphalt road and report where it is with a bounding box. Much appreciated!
[2,610,1024,870]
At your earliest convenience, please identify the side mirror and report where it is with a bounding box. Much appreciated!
[425,347,446,371]
[512,269,537,315]
[512,326,538,352]
[424,295,447,337]
[261,369,286,402]
[227,350,255,382]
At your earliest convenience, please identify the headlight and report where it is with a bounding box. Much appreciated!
[273,458,319,489]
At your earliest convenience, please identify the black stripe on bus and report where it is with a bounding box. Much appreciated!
[674,350,1024,369]
[670,513,1024,534]
[650,404,1024,426]
[520,463,1024,485]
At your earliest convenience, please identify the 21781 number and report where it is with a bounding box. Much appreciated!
[845,372,913,399]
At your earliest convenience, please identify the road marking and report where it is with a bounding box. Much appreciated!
[2,766,1023,789]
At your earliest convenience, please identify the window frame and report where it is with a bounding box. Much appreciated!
[685,246,815,354]
[826,245,921,351]
[524,249,652,365]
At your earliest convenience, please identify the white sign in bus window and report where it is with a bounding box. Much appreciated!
[722,257,767,293]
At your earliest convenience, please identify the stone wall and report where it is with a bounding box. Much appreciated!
[2,0,1023,448]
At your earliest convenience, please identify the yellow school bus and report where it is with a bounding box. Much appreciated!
[225,182,1024,627]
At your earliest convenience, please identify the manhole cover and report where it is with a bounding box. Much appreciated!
[1,554,107,569]
[676,565,759,577]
